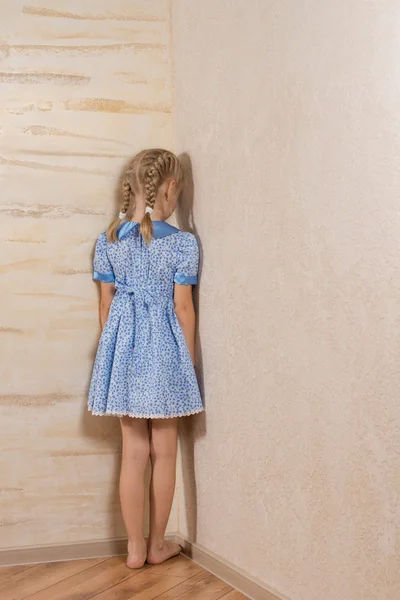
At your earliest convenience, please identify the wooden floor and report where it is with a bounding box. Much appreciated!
[0,554,249,600]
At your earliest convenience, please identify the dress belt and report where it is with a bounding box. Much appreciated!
[115,281,171,308]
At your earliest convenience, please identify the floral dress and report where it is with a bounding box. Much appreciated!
[88,221,203,419]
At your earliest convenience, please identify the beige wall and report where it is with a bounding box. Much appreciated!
[172,2,400,599]
[0,0,177,549]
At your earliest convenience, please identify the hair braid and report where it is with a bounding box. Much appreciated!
[143,165,158,209]
[140,153,173,243]
[120,180,131,216]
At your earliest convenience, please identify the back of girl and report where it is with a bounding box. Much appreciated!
[88,149,203,568]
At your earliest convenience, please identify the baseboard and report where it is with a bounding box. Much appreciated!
[175,534,287,600]
[0,535,174,567]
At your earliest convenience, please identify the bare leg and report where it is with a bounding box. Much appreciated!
[147,418,181,564]
[119,417,150,568]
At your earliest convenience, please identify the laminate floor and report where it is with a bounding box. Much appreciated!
[0,554,250,599]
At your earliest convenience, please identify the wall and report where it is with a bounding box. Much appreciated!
[172,2,400,599]
[0,0,176,549]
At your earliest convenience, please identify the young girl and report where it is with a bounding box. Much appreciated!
[88,149,203,568]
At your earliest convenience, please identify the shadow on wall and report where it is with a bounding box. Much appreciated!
[176,153,207,543]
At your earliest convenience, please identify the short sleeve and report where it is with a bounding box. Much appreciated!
[174,233,199,285]
[93,233,115,283]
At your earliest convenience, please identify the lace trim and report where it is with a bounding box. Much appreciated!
[89,407,204,419]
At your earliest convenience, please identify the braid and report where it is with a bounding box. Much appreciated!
[144,153,177,207]
[143,165,158,209]
[106,178,133,242]
[141,153,176,243]
[120,180,131,217]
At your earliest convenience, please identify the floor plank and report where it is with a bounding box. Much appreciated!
[0,558,105,600]
[24,556,145,600]
[152,570,233,600]
[145,555,203,578]
[91,570,192,600]
[0,565,35,582]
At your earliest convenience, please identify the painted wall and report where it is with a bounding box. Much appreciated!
[0,0,176,549]
[172,2,400,599]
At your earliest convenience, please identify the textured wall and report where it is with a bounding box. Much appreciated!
[0,0,176,549]
[172,2,400,599]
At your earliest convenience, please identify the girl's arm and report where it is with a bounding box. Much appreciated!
[100,282,115,330]
[174,284,196,365]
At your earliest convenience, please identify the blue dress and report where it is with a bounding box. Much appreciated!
[88,221,203,419]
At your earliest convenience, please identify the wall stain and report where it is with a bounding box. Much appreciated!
[0,327,24,334]
[51,449,120,457]
[6,238,47,244]
[65,98,171,114]
[0,42,165,58]
[0,203,106,219]
[55,267,91,275]
[0,393,81,407]
[6,104,35,115]
[0,72,90,85]
[114,72,148,84]
[0,258,44,274]
[4,104,36,115]
[0,157,112,176]
[23,125,133,147]
[22,149,130,159]
[77,238,97,245]
[58,30,153,42]
[22,6,165,23]
[57,491,112,498]
[0,488,24,494]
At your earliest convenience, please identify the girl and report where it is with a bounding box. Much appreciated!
[88,149,203,568]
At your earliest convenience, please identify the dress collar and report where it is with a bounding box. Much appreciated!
[117,220,179,241]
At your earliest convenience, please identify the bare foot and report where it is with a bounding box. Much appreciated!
[146,540,181,565]
[127,538,147,569]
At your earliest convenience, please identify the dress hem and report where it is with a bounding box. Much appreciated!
[89,407,204,419]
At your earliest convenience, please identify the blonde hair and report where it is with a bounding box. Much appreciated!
[107,149,184,243]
